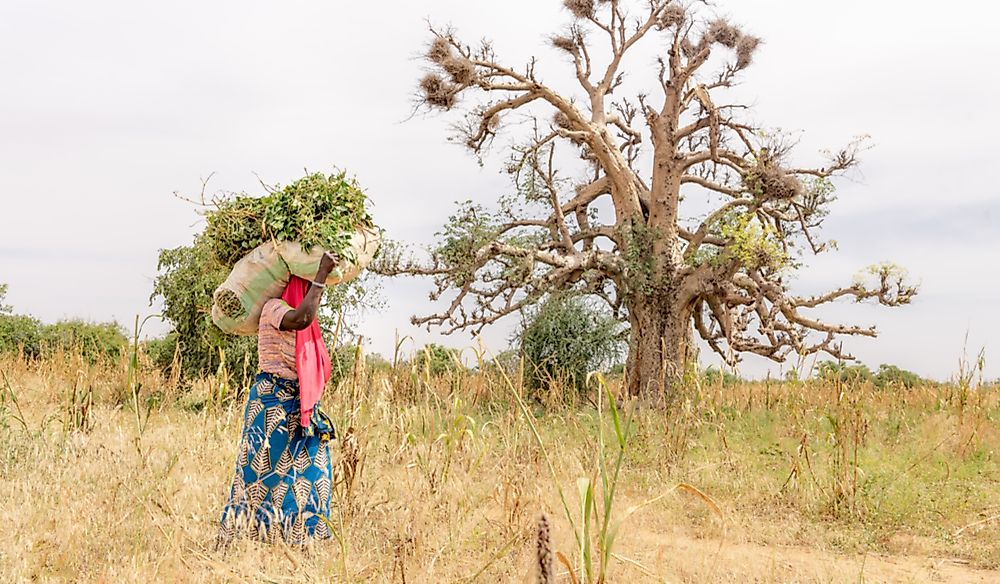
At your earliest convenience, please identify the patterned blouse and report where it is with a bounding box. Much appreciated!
[258,298,297,380]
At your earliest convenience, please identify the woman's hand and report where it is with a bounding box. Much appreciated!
[316,251,339,282]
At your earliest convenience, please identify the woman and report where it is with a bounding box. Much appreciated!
[217,252,338,548]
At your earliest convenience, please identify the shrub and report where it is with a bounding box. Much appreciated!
[151,240,259,382]
[40,320,127,363]
[365,352,393,375]
[145,334,179,372]
[329,344,360,387]
[817,361,874,385]
[0,314,43,359]
[516,294,625,392]
[487,349,521,378]
[0,286,127,363]
[416,344,464,377]
[703,366,742,387]
[874,364,922,389]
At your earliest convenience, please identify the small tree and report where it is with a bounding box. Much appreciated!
[702,365,740,387]
[874,364,922,390]
[385,0,916,400]
[151,239,259,380]
[0,284,11,316]
[817,361,874,385]
[517,294,624,391]
[0,314,43,359]
[417,343,465,376]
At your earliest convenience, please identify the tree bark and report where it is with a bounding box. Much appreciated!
[624,293,696,402]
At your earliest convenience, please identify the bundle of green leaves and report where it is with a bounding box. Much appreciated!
[204,171,375,266]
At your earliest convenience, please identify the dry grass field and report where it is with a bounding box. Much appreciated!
[1,347,998,583]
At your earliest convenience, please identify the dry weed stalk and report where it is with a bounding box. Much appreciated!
[536,513,554,584]
[63,374,94,434]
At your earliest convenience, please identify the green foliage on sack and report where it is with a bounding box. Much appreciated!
[517,294,625,393]
[204,171,375,267]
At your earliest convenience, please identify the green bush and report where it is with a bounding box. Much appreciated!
[487,349,521,378]
[816,361,923,389]
[151,240,259,382]
[0,308,124,363]
[329,344,360,387]
[517,294,625,392]
[874,364,922,389]
[416,344,464,377]
[145,334,179,371]
[817,361,874,385]
[365,352,393,375]
[0,314,43,359]
[703,366,742,387]
[41,320,126,362]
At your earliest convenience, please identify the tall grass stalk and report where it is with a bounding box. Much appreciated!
[0,369,28,433]
[127,314,161,457]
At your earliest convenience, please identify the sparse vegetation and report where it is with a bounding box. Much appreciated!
[0,1,988,582]
[0,286,126,363]
[0,346,996,582]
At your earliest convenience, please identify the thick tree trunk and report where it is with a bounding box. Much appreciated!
[625,295,695,402]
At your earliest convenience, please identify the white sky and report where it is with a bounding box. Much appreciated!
[0,0,997,381]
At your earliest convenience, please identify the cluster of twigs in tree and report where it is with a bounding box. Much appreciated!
[380,0,917,391]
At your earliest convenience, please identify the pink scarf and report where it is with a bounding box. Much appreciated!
[281,276,332,428]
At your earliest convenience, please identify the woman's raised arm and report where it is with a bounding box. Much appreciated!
[280,252,338,331]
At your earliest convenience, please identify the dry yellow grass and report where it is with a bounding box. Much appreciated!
[1,350,998,583]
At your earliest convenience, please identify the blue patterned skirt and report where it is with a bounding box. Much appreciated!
[217,372,333,547]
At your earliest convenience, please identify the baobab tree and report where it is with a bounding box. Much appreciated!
[385,0,916,398]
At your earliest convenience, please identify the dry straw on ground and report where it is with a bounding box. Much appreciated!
[0,347,998,583]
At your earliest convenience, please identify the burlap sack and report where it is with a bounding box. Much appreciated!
[211,242,290,336]
[211,227,381,335]
[276,226,381,285]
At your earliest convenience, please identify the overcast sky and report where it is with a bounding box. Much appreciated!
[1,0,997,381]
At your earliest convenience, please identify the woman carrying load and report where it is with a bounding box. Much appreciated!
[216,251,339,548]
